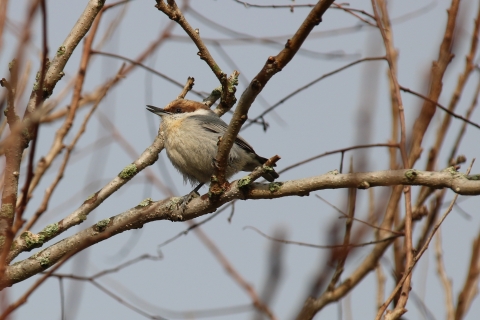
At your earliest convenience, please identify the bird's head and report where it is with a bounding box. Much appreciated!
[146,100,212,119]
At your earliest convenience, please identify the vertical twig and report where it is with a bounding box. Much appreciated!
[327,159,356,291]
[408,0,460,166]
[193,226,277,320]
[376,159,476,320]
[454,227,480,320]
[435,228,455,320]
[371,1,413,317]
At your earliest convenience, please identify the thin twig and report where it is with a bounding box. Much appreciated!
[454,227,480,320]
[233,0,377,26]
[400,85,480,130]
[243,56,386,130]
[434,228,454,320]
[449,75,480,161]
[194,227,277,320]
[212,0,335,188]
[407,0,460,166]
[315,195,403,235]
[245,226,401,249]
[22,66,126,233]
[279,143,399,174]
[90,50,205,99]
[177,77,195,99]
[376,159,475,320]
[372,1,412,316]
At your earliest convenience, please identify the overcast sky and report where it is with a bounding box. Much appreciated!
[2,1,480,319]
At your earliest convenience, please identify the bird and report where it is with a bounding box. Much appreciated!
[146,99,279,205]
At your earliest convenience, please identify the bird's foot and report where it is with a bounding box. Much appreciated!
[179,190,200,212]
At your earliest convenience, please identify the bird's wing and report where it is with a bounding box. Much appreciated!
[192,115,256,154]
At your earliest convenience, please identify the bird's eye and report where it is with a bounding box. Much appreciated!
[175,108,182,113]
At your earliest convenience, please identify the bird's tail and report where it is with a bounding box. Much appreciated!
[256,155,279,182]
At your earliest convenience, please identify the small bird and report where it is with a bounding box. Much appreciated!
[146,100,279,199]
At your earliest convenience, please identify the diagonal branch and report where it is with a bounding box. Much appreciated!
[212,0,335,189]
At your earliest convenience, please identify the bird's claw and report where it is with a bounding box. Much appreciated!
[179,190,200,212]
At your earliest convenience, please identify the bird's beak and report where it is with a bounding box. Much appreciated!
[146,105,171,116]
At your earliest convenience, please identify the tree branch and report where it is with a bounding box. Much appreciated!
[2,167,480,289]
[212,0,335,189]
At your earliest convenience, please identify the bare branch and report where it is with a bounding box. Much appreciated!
[455,227,480,320]
[213,0,336,188]
[194,227,277,320]
[2,167,480,288]
[435,228,454,320]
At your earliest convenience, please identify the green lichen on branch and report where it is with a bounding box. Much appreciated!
[39,223,59,238]
[8,59,16,72]
[0,204,14,219]
[36,252,50,268]
[405,169,418,181]
[269,182,283,193]
[21,231,45,249]
[56,46,66,56]
[237,176,252,188]
[263,165,275,173]
[138,198,153,207]
[167,198,182,211]
[441,166,458,175]
[118,164,137,179]
[95,218,111,232]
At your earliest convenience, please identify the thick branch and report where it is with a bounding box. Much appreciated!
[2,168,479,288]
[7,133,165,263]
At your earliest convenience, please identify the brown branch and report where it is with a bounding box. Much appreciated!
[103,0,133,11]
[0,0,7,51]
[2,167,480,289]
[154,1,240,122]
[194,227,277,320]
[51,271,252,318]
[376,256,386,311]
[400,85,480,130]
[155,0,223,81]
[431,1,480,165]
[90,50,205,99]
[177,76,195,99]
[295,219,405,319]
[187,8,358,61]
[243,56,387,130]
[21,66,125,233]
[245,226,401,250]
[23,2,104,204]
[449,76,480,162]
[0,248,76,320]
[435,228,455,320]
[371,0,413,315]
[315,195,403,236]
[233,0,376,24]
[212,0,335,188]
[280,143,399,174]
[0,0,42,280]
[408,0,460,166]
[7,130,166,263]
[328,162,355,290]
[455,227,480,320]
[14,0,49,231]
[39,2,189,125]
[376,160,475,320]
